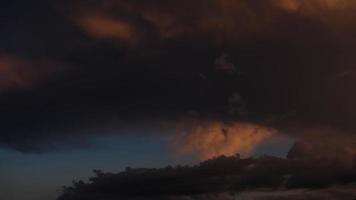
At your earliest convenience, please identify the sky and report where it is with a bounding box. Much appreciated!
[1,0,356,200]
[0,134,195,200]
[0,133,293,200]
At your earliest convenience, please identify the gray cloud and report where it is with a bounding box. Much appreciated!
[57,153,356,200]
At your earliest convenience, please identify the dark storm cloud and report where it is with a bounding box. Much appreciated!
[56,154,356,200]
[2,0,356,153]
[0,55,67,91]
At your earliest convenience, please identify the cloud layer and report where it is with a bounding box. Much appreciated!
[2,0,356,156]
[0,55,66,91]
[57,153,356,200]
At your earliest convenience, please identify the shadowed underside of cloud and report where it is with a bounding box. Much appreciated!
[2,0,356,154]
[57,153,356,200]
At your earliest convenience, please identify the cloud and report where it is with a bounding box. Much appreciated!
[286,127,356,163]
[2,0,356,153]
[272,0,353,12]
[77,14,139,44]
[4,4,356,199]
[70,0,280,41]
[215,53,236,74]
[172,187,356,200]
[0,55,67,92]
[174,121,274,160]
[236,186,356,200]
[68,0,356,43]
[227,93,248,116]
[56,154,356,200]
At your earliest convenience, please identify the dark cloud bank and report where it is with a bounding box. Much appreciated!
[58,147,356,200]
[2,0,356,153]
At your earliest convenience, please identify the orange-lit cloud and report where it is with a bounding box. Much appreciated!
[69,0,356,44]
[0,55,66,92]
[174,121,275,160]
[78,15,138,44]
[69,0,276,41]
[272,0,354,13]
[137,0,272,39]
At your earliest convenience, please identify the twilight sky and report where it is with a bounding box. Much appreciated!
[1,0,356,200]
